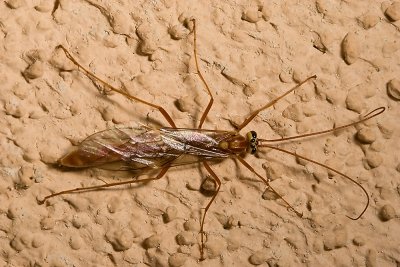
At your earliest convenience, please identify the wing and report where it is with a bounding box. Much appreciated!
[59,127,233,171]
[59,127,183,171]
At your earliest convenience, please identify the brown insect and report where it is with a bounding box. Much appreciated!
[39,19,385,259]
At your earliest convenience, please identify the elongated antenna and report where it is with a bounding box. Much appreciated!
[259,144,368,220]
[258,107,385,143]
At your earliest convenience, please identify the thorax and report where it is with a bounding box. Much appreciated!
[161,128,249,156]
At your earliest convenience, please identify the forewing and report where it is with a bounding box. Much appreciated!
[68,127,231,171]
[79,127,151,158]
[77,127,181,170]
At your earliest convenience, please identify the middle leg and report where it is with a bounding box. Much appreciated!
[199,161,222,260]
[190,19,215,129]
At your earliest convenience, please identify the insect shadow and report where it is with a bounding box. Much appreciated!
[38,19,385,260]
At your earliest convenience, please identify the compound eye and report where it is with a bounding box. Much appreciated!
[251,131,257,139]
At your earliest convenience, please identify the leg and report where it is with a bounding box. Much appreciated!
[38,166,170,204]
[57,45,177,128]
[191,19,214,129]
[237,75,316,131]
[199,161,221,260]
[199,176,217,195]
[258,145,369,220]
[236,155,303,218]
